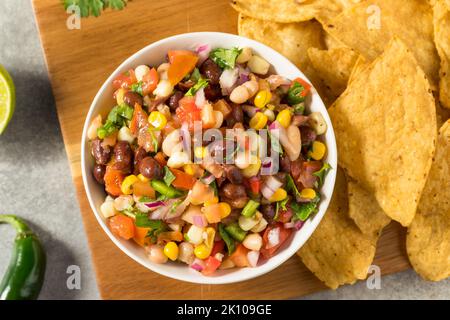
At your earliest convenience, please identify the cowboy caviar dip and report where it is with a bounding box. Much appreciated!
[87,45,330,275]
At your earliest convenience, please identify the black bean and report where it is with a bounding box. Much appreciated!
[200,58,222,84]
[204,84,222,101]
[133,147,147,175]
[123,91,143,107]
[223,165,243,184]
[261,204,276,222]
[168,91,184,111]
[113,141,132,171]
[93,164,106,185]
[91,138,111,165]
[139,157,163,180]
[280,155,291,173]
[222,183,246,199]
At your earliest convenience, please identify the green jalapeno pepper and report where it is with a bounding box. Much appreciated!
[0,215,46,300]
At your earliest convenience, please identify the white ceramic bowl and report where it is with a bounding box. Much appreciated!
[81,32,337,284]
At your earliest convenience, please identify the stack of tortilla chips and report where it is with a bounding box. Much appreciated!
[231,0,450,289]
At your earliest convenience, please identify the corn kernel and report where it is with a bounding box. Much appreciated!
[219,202,232,219]
[163,241,179,261]
[137,174,149,183]
[300,188,317,200]
[121,175,138,195]
[308,141,327,160]
[194,244,211,259]
[241,157,261,178]
[276,109,292,128]
[194,146,207,159]
[254,90,272,109]
[183,164,195,176]
[249,112,268,130]
[204,196,219,206]
[268,188,288,202]
[115,88,126,106]
[148,111,167,130]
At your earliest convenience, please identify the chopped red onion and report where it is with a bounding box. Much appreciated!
[144,201,165,209]
[247,251,260,268]
[195,44,211,66]
[195,87,206,108]
[267,227,281,248]
[190,258,206,272]
[261,176,282,199]
[219,67,239,94]
[180,122,191,153]
[294,220,304,230]
[237,66,250,85]
[192,215,207,228]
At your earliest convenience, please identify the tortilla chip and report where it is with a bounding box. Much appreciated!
[347,55,368,85]
[231,0,356,23]
[347,179,391,237]
[329,38,437,227]
[307,47,359,98]
[298,168,377,289]
[323,32,345,50]
[407,120,450,281]
[322,0,440,89]
[434,0,450,109]
[238,14,335,105]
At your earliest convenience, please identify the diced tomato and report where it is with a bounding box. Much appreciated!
[133,226,150,247]
[176,96,201,131]
[154,152,167,167]
[168,51,198,85]
[132,180,155,198]
[109,215,135,240]
[211,240,225,257]
[202,256,222,276]
[260,223,292,259]
[170,168,196,190]
[141,68,159,95]
[292,77,311,97]
[104,166,125,197]
[229,244,249,267]
[248,176,261,194]
[113,69,136,90]
[129,103,148,135]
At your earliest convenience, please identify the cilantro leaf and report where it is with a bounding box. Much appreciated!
[131,81,144,96]
[290,196,321,221]
[148,129,159,153]
[275,197,289,221]
[209,47,242,69]
[286,174,301,198]
[185,78,209,97]
[163,166,176,186]
[97,104,133,139]
[138,196,153,203]
[189,68,201,82]
[313,163,332,187]
[135,213,167,243]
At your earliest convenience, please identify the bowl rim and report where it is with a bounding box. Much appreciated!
[81,31,337,285]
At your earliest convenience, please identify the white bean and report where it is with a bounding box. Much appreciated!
[309,112,328,135]
[236,47,253,64]
[117,126,135,144]
[167,151,190,168]
[113,195,134,212]
[146,245,168,264]
[162,129,182,157]
[248,55,270,75]
[100,196,117,218]
[134,65,150,82]
[154,79,173,98]
[178,242,195,264]
[230,85,250,104]
[243,233,263,251]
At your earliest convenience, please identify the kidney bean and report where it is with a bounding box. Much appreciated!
[93,164,106,185]
[91,138,111,165]
[300,126,317,147]
[223,165,243,184]
[200,58,222,84]
[168,91,184,111]
[226,103,244,127]
[113,141,132,171]
[204,84,222,101]
[222,183,246,199]
[228,196,249,209]
[261,204,276,222]
[139,156,163,179]
[133,147,147,175]
[280,155,291,173]
[124,91,143,107]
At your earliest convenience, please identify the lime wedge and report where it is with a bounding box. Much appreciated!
[0,64,15,135]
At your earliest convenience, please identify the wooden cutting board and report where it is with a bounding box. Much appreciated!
[31,0,411,299]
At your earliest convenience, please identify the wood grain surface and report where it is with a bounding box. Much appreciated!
[31,0,411,299]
